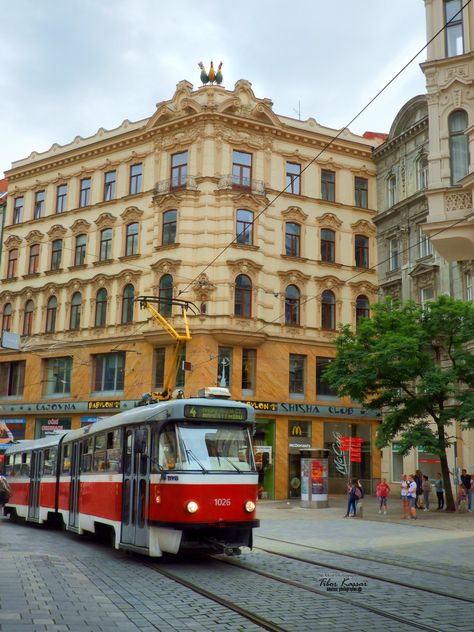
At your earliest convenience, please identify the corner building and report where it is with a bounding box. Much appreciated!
[1,78,383,498]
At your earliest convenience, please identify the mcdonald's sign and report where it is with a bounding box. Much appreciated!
[289,421,310,437]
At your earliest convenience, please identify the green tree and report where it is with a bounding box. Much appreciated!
[323,295,474,511]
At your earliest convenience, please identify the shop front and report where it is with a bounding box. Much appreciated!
[323,421,373,493]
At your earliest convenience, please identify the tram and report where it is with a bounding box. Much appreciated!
[2,392,259,556]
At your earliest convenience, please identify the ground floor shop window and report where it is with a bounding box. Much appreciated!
[391,443,404,482]
[324,421,372,493]
[287,420,312,498]
[417,448,441,480]
[253,419,275,499]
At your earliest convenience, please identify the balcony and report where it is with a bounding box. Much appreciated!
[154,175,198,196]
[217,175,265,196]
[423,189,474,261]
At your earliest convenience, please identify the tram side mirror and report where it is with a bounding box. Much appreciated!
[134,429,147,454]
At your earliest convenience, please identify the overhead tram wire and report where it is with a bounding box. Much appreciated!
[177,0,473,298]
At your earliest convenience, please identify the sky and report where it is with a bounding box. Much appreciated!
[0,0,428,176]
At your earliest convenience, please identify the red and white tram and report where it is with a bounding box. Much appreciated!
[3,394,259,556]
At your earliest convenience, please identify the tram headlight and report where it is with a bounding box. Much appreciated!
[186,500,199,514]
[244,500,256,513]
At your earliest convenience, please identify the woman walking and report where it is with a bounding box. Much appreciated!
[344,479,358,518]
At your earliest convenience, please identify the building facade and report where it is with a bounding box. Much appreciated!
[1,78,383,498]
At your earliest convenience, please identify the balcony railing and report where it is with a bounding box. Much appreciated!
[217,175,266,196]
[154,175,198,196]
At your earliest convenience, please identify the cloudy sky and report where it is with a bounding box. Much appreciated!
[1,0,427,175]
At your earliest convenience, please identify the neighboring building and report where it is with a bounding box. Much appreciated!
[0,178,7,264]
[1,77,383,498]
[373,95,470,483]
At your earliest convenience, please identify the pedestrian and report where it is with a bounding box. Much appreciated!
[356,479,364,518]
[414,469,423,509]
[470,475,474,513]
[461,469,471,509]
[407,474,418,519]
[344,479,358,518]
[421,475,431,510]
[457,483,468,512]
[400,474,410,519]
[435,472,445,509]
[376,478,390,515]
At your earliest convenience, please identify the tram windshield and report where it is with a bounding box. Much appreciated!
[155,423,255,472]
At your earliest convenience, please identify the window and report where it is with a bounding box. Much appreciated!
[286,162,301,195]
[70,292,81,330]
[129,163,142,195]
[356,295,370,325]
[445,0,463,57]
[236,209,254,245]
[217,347,232,387]
[0,361,25,397]
[74,234,87,266]
[45,296,57,333]
[13,196,24,224]
[28,244,40,275]
[162,210,177,245]
[389,237,399,271]
[355,235,369,268]
[316,357,337,398]
[321,229,335,263]
[23,300,34,336]
[121,284,134,324]
[34,191,45,219]
[355,177,368,208]
[159,274,173,317]
[241,348,256,396]
[99,228,112,261]
[51,239,62,271]
[232,150,252,188]
[79,177,91,207]
[7,249,18,279]
[104,170,116,201]
[285,285,300,325]
[285,222,301,257]
[125,223,139,256]
[154,348,166,389]
[420,286,434,307]
[171,151,188,188]
[56,184,67,213]
[2,303,12,332]
[419,225,433,258]
[234,274,252,318]
[289,354,305,397]
[95,288,108,327]
[391,444,404,482]
[321,290,336,330]
[388,175,397,207]
[465,272,472,302]
[449,110,469,184]
[93,352,125,393]
[321,169,335,201]
[44,357,71,396]
[417,156,429,190]
[176,344,187,399]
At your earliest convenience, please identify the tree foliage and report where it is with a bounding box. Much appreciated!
[323,295,474,510]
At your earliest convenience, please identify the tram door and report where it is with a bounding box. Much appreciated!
[121,425,150,548]
[28,450,42,520]
[69,442,81,529]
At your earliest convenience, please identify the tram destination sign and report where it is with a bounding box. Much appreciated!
[184,405,248,421]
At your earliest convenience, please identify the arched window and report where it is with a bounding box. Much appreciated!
[285,285,300,325]
[449,109,469,184]
[95,288,108,327]
[321,290,336,330]
[417,155,429,190]
[321,229,335,263]
[355,235,369,269]
[234,274,252,318]
[388,174,397,207]
[122,284,135,324]
[2,303,12,332]
[70,292,82,330]
[159,274,173,317]
[356,295,370,325]
[236,209,254,245]
[23,300,34,336]
[285,223,301,257]
[46,296,57,333]
[7,248,18,279]
[125,223,139,256]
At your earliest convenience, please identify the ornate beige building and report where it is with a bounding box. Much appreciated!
[1,78,383,498]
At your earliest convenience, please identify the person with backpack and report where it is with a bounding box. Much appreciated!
[344,479,359,518]
[407,474,418,519]
[376,478,391,514]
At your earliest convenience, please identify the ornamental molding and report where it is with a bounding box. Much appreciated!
[47,224,67,239]
[316,213,342,229]
[226,258,263,278]
[281,206,308,223]
[94,212,117,228]
[192,273,216,302]
[70,219,92,234]
[277,269,310,286]
[116,269,142,285]
[90,274,113,294]
[150,258,180,276]
[4,235,22,248]
[230,192,267,208]
[350,219,376,236]
[445,191,472,212]
[348,280,378,298]
[25,230,44,244]
[120,206,144,223]
[314,275,344,291]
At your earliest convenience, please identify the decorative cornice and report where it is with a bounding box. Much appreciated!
[281,206,308,223]
[316,212,342,229]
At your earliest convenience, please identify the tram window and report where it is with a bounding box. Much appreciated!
[93,433,107,472]
[106,429,122,472]
[11,454,19,476]
[21,452,31,477]
[43,449,55,476]
[124,430,133,475]
[157,427,178,470]
[4,454,12,475]
[81,438,93,472]
[62,444,71,474]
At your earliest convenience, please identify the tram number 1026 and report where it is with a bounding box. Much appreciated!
[214,498,231,506]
